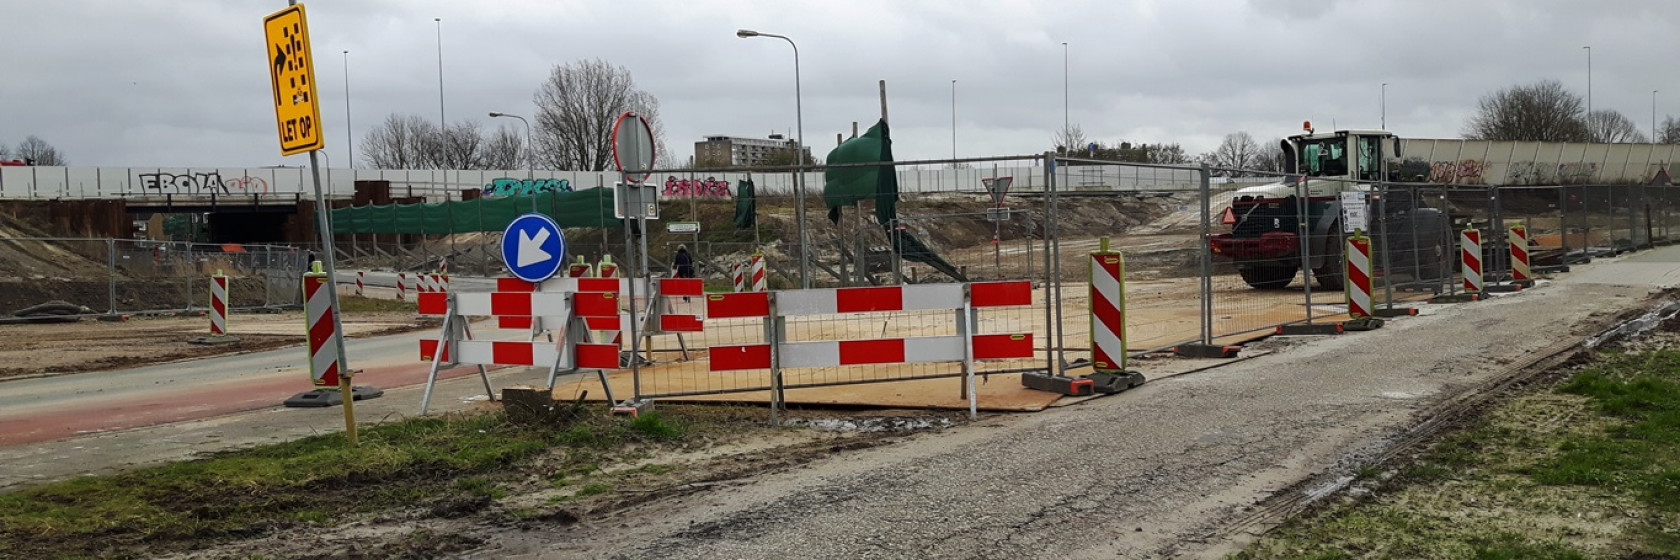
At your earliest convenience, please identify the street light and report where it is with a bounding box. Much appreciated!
[951,79,957,163]
[736,28,811,288]
[1381,82,1387,130]
[435,18,446,140]
[1655,90,1661,142]
[488,112,533,180]
[1061,42,1069,134]
[1583,46,1592,121]
[343,50,353,168]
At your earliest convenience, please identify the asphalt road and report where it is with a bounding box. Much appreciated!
[480,246,1680,559]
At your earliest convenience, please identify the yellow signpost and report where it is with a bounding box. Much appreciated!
[263,4,324,156]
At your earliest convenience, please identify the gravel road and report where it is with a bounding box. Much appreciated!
[479,248,1680,559]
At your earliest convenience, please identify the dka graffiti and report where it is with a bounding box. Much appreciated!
[663,176,732,197]
[481,178,572,196]
[138,172,270,194]
[1404,159,1602,185]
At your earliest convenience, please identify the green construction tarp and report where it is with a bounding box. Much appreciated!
[330,187,621,234]
[733,179,756,229]
[823,119,899,224]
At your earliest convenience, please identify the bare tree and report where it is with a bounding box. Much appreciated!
[1052,124,1089,155]
[360,114,527,170]
[479,126,527,170]
[1202,132,1262,176]
[360,114,437,168]
[1142,143,1193,165]
[1252,139,1288,174]
[532,59,667,171]
[0,143,9,160]
[14,135,67,165]
[1586,109,1648,143]
[1659,116,1680,144]
[1463,80,1588,142]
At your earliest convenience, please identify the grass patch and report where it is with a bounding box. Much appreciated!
[1234,345,1680,559]
[0,407,730,559]
[337,295,418,314]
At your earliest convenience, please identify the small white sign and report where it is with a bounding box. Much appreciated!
[666,221,700,234]
[1340,191,1369,233]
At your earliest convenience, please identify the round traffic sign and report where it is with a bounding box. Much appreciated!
[500,213,567,283]
[612,111,657,183]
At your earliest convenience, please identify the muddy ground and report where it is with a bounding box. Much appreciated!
[0,309,432,380]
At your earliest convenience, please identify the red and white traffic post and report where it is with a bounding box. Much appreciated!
[1510,223,1533,286]
[209,269,230,336]
[1341,229,1386,330]
[732,262,745,293]
[354,270,364,297]
[749,251,767,292]
[1461,225,1483,294]
[1084,237,1144,393]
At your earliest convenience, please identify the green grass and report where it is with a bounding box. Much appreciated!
[336,295,418,314]
[0,409,704,559]
[1234,345,1680,559]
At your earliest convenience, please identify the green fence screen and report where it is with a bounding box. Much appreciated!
[330,188,621,234]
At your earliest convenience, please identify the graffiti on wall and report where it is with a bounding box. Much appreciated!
[481,178,572,196]
[138,172,270,194]
[663,176,732,198]
[1425,159,1487,184]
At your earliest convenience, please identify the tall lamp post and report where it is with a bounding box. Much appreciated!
[1584,46,1592,128]
[951,79,957,163]
[1381,82,1387,130]
[1061,42,1069,134]
[435,19,446,134]
[488,112,533,180]
[343,50,353,168]
[1654,90,1660,142]
[736,28,810,288]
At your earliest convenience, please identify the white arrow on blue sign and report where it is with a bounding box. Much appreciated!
[501,213,567,283]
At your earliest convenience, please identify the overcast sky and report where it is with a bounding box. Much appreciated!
[3,0,1679,168]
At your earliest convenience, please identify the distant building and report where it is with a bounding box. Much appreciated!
[693,135,813,168]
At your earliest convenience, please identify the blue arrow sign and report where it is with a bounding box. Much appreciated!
[501,213,567,283]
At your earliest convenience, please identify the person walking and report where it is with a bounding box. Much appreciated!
[673,245,696,279]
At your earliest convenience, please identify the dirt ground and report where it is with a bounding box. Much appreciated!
[0,310,433,380]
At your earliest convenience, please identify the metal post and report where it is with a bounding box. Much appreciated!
[1296,174,1314,324]
[1041,153,1055,377]
[107,238,117,314]
[1198,163,1213,344]
[1378,182,1394,308]
[1050,155,1067,370]
[307,151,352,379]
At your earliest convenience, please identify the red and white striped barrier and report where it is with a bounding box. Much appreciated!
[749,252,767,292]
[417,277,630,413]
[1461,226,1483,293]
[732,263,745,293]
[598,255,620,278]
[354,270,364,297]
[1345,232,1374,319]
[567,256,595,278]
[210,269,229,336]
[705,281,1034,416]
[653,278,704,333]
[304,264,341,387]
[1089,241,1124,373]
[1509,223,1531,283]
[708,281,1034,372]
[396,273,408,300]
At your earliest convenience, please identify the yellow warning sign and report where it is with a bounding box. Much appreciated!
[263,5,324,156]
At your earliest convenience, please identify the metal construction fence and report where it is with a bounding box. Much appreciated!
[0,238,311,316]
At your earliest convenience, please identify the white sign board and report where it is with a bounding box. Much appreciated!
[1340,191,1369,233]
[666,221,700,234]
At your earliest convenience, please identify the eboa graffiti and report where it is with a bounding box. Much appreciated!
[664,176,732,197]
[481,178,571,196]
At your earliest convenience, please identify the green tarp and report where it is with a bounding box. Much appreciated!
[823,119,899,224]
[330,187,620,234]
[733,179,756,229]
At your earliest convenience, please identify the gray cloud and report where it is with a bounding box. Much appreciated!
[2,0,1677,168]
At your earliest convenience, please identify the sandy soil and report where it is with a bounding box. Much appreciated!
[0,310,433,380]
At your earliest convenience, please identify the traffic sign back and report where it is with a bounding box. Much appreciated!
[264,5,324,156]
[612,112,656,183]
[501,213,567,283]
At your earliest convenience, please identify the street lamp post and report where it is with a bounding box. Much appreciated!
[435,18,446,142]
[1655,90,1660,142]
[1061,42,1069,134]
[1584,46,1592,125]
[951,79,957,163]
[343,50,353,168]
[737,28,811,288]
[1381,82,1387,130]
[488,112,533,180]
